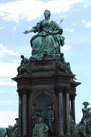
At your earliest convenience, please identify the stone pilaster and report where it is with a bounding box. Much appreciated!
[22,91,28,136]
[18,91,22,137]
[58,91,64,136]
[71,95,76,123]
[66,90,70,135]
[17,89,28,137]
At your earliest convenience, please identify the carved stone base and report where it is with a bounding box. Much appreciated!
[12,57,80,137]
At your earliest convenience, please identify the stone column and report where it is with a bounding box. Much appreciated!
[58,91,64,136]
[66,92,70,135]
[22,91,27,136]
[18,91,22,137]
[71,96,75,123]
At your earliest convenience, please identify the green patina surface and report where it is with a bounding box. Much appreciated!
[24,9,65,60]
[0,128,6,137]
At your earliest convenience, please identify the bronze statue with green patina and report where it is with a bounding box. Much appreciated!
[47,106,54,133]
[32,117,49,137]
[24,9,65,60]
[73,102,91,137]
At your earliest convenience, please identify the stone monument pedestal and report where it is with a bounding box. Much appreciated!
[13,57,80,137]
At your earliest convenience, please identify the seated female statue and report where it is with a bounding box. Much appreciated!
[24,9,65,60]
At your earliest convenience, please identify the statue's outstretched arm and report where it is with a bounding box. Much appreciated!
[23,29,32,34]
[23,28,35,34]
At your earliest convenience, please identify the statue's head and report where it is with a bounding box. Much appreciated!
[48,106,52,110]
[38,117,42,123]
[21,55,24,59]
[82,102,90,108]
[15,118,18,123]
[44,9,51,19]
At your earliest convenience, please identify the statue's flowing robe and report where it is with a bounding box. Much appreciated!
[33,123,49,137]
[30,20,65,60]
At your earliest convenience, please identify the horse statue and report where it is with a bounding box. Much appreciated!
[73,118,91,137]
[73,102,91,137]
[0,128,7,137]
[7,125,14,137]
[0,125,14,137]
[0,118,19,137]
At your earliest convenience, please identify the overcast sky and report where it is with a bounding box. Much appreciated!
[0,0,91,127]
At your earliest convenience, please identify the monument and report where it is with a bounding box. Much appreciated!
[12,10,80,137]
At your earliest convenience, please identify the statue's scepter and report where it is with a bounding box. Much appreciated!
[58,19,64,25]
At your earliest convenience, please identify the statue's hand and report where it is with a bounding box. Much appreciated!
[23,30,29,34]
[48,30,53,34]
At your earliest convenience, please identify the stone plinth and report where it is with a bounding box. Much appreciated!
[12,57,80,137]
